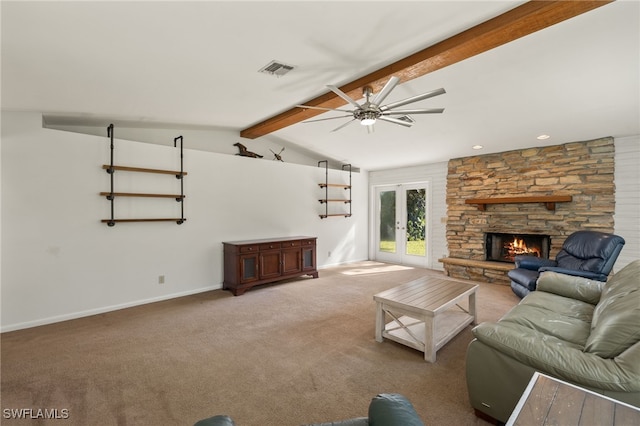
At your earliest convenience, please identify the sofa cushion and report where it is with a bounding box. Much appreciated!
[585,260,640,358]
[501,291,593,346]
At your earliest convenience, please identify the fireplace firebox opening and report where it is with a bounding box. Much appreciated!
[485,232,550,263]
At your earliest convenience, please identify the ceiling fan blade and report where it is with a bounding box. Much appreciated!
[296,104,353,113]
[377,116,413,127]
[382,108,445,115]
[380,88,446,111]
[331,118,357,132]
[327,85,362,109]
[372,76,400,106]
[303,115,353,124]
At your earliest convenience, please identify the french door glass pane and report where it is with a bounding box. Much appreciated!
[379,190,396,253]
[405,189,426,256]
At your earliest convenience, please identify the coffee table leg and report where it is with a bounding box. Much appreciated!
[470,291,477,325]
[375,301,384,342]
[424,316,436,362]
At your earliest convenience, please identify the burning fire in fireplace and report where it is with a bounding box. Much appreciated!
[485,232,550,263]
[506,237,541,258]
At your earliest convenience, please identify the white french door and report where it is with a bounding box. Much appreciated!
[374,184,428,267]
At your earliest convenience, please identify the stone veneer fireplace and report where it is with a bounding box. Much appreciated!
[441,137,616,284]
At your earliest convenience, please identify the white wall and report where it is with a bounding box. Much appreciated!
[368,162,448,270]
[614,135,640,270]
[1,111,369,331]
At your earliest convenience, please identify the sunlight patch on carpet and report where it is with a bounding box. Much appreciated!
[341,264,414,275]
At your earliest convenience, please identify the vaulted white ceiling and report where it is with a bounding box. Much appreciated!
[2,1,638,170]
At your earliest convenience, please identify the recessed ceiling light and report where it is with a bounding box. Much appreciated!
[472,145,484,150]
[537,134,550,140]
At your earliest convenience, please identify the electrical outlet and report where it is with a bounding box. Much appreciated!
[158,275,165,284]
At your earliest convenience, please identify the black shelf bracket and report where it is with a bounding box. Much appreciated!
[342,163,352,217]
[174,136,185,225]
[318,160,329,219]
[106,124,116,226]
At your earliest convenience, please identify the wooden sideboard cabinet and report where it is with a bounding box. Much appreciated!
[223,236,319,295]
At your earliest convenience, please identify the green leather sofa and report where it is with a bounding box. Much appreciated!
[466,259,640,423]
[194,393,424,426]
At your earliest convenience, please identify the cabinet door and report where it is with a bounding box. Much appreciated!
[302,246,316,272]
[239,253,259,283]
[282,248,302,275]
[259,250,282,279]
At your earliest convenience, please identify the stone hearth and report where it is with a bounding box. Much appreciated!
[441,137,615,284]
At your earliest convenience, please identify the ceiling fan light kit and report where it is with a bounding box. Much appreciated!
[357,110,378,126]
[297,76,445,133]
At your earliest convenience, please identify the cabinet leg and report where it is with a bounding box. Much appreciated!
[309,272,319,278]
[226,286,247,296]
[233,287,248,296]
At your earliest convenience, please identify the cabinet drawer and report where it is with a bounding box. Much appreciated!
[282,240,301,248]
[239,245,259,253]
[301,239,316,246]
[260,242,281,251]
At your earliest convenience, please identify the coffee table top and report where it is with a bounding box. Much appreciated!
[374,275,478,317]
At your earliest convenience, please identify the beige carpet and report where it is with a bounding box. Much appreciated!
[1,261,519,425]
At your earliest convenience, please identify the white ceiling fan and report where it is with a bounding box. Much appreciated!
[296,76,445,133]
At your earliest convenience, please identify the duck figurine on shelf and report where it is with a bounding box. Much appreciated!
[233,142,263,158]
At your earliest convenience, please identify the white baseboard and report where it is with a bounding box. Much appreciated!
[1,285,221,333]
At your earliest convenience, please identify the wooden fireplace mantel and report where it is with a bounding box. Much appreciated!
[465,195,573,211]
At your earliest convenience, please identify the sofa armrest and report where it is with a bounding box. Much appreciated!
[515,256,557,270]
[536,271,604,305]
[538,266,607,282]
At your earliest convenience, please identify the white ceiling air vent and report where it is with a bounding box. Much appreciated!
[258,60,295,77]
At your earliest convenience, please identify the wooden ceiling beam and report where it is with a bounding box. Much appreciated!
[240,0,613,139]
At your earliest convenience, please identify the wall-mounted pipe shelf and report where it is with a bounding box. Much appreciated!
[101,218,186,224]
[319,183,351,190]
[101,124,187,226]
[465,195,573,211]
[101,165,187,177]
[318,161,352,219]
[100,192,185,201]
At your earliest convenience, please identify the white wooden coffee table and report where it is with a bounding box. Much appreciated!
[374,275,478,362]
